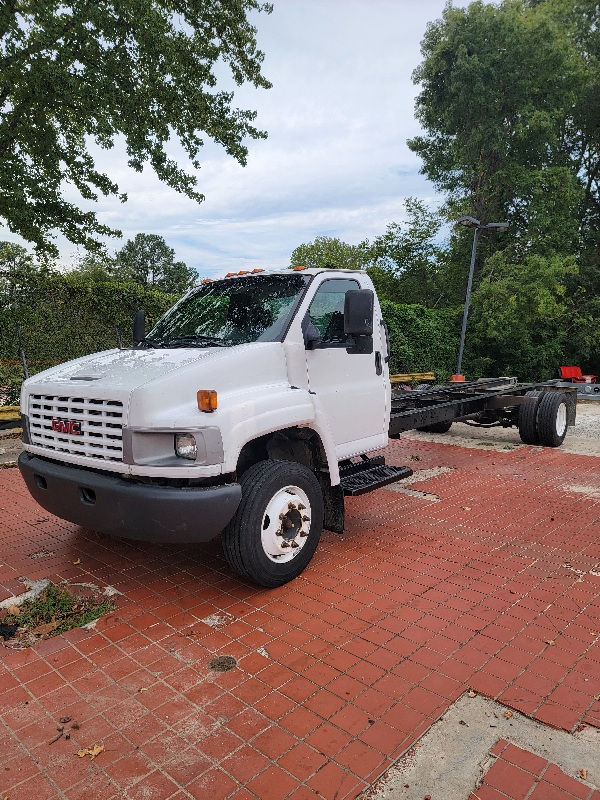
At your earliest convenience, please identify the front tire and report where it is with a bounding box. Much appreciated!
[222,460,324,588]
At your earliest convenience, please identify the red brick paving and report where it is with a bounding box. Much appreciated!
[470,739,597,800]
[1,437,599,799]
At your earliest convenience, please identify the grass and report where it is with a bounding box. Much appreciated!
[1,582,114,645]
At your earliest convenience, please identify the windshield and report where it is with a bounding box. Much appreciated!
[146,273,310,348]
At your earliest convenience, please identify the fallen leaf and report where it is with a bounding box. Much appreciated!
[545,639,555,646]
[462,506,471,511]
[594,694,600,702]
[580,768,587,780]
[137,687,148,693]
[7,605,20,616]
[32,620,60,636]
[73,558,81,565]
[503,711,513,719]
[468,690,476,697]
[77,743,104,760]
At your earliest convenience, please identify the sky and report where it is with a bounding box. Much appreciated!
[1,0,465,280]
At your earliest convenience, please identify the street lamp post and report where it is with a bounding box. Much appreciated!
[454,216,509,377]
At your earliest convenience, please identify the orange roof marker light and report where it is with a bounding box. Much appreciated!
[201,278,213,284]
[237,270,249,275]
[293,265,308,271]
[197,390,218,413]
[251,269,264,274]
[225,272,236,278]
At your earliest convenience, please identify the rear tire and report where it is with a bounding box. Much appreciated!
[222,459,324,588]
[536,392,568,447]
[518,390,542,444]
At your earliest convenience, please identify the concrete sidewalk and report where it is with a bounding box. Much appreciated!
[1,434,599,800]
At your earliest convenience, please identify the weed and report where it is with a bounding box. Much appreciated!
[1,583,113,646]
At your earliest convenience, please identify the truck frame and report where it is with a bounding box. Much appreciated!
[17,268,577,587]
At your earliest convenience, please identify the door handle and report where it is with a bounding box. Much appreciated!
[375,351,382,376]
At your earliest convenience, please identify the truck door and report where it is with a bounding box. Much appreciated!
[304,278,388,459]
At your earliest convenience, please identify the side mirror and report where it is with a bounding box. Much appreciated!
[344,290,374,336]
[344,290,374,355]
[301,313,321,350]
[133,309,146,345]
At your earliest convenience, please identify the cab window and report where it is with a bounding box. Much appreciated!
[308,278,360,346]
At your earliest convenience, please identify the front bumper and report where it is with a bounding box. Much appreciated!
[18,452,242,543]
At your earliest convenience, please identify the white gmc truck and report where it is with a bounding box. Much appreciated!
[18,268,576,587]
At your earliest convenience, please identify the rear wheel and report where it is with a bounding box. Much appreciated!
[222,459,324,588]
[536,392,568,447]
[518,390,542,444]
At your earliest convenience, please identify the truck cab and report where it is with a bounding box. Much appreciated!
[19,268,399,587]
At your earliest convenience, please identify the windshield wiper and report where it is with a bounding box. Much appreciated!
[136,338,162,349]
[162,335,229,348]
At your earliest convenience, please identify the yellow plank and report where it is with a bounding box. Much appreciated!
[0,406,20,418]
[390,372,436,384]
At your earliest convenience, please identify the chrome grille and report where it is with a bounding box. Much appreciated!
[28,394,124,461]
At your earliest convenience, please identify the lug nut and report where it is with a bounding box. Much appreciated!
[275,528,283,536]
[290,540,299,548]
[281,541,290,548]
[298,503,306,510]
[302,515,310,522]
[288,502,296,510]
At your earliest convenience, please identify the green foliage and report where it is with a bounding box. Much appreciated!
[380,300,460,379]
[409,1,583,228]
[0,1,272,257]
[114,234,197,294]
[0,262,175,402]
[290,236,368,271]
[365,198,446,306]
[466,252,579,380]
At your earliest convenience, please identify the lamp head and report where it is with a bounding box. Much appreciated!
[455,215,481,228]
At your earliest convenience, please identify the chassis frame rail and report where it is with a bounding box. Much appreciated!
[388,378,577,437]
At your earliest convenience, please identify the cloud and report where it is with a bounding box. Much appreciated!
[1,0,461,278]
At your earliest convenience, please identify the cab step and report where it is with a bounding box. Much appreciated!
[339,458,413,496]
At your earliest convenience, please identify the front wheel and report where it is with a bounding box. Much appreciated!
[222,460,324,588]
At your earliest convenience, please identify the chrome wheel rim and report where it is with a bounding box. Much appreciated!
[260,485,311,563]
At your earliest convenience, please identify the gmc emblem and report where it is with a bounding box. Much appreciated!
[51,418,82,435]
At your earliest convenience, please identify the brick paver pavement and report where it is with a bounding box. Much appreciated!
[1,436,599,799]
[471,740,600,800]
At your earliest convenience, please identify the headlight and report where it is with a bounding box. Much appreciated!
[175,433,197,460]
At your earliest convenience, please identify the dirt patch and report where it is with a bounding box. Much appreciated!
[1,582,114,649]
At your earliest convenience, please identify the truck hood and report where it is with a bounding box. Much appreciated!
[26,347,219,393]
[21,343,293,429]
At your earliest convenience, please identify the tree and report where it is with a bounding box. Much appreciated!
[0,1,272,257]
[290,237,368,271]
[408,0,600,377]
[0,241,36,275]
[365,198,445,306]
[71,252,116,283]
[409,1,583,240]
[114,234,196,294]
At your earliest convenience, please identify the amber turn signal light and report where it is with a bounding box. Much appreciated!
[197,390,218,412]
